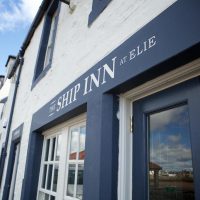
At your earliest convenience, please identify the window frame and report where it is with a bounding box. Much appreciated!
[64,124,86,200]
[37,115,86,200]
[37,134,60,199]
[32,0,60,89]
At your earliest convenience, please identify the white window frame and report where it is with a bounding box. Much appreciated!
[64,123,85,200]
[37,114,86,200]
[118,58,200,200]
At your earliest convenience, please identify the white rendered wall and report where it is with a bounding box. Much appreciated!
[4,0,176,199]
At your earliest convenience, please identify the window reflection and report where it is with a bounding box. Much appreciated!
[149,105,194,200]
[47,165,53,190]
[55,135,62,161]
[67,164,76,197]
[51,137,56,161]
[45,139,50,161]
[52,164,59,192]
[76,164,84,199]
[79,127,86,160]
[38,192,49,200]
[66,125,86,199]
[42,165,47,188]
[69,129,79,160]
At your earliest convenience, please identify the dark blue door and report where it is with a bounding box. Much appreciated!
[132,78,200,200]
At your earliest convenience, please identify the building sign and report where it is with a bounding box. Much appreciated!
[49,35,157,117]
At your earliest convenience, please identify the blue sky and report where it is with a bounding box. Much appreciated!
[0,0,42,75]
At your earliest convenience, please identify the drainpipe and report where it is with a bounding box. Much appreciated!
[0,49,24,186]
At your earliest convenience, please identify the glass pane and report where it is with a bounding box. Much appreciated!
[38,192,49,200]
[79,126,86,160]
[69,129,79,160]
[45,139,50,161]
[149,105,195,200]
[51,137,56,161]
[42,165,47,188]
[45,194,49,200]
[52,164,59,192]
[47,164,53,190]
[44,12,56,69]
[55,135,62,161]
[76,164,84,199]
[66,164,76,197]
[50,196,55,200]
[38,191,47,200]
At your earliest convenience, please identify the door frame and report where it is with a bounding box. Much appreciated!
[118,58,200,200]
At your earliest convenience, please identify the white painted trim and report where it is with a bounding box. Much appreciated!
[42,113,86,136]
[123,58,200,101]
[118,97,132,200]
[64,123,86,200]
[37,115,86,200]
[118,58,200,200]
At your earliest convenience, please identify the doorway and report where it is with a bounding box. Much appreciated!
[132,78,200,200]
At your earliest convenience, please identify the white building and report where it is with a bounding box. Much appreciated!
[0,0,200,200]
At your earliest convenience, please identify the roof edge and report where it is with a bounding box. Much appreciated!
[21,0,51,53]
[5,55,16,67]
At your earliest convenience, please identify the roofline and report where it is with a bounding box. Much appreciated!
[8,0,64,78]
[21,0,52,53]
[5,55,16,67]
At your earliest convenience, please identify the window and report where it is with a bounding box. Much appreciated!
[88,0,112,26]
[37,118,86,200]
[38,135,60,200]
[65,126,86,199]
[43,11,57,69]
[33,0,60,84]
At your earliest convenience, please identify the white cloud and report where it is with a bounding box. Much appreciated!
[0,0,42,32]
[150,143,192,171]
[168,135,181,143]
[150,106,187,132]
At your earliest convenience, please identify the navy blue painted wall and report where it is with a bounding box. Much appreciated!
[20,131,43,200]
[84,94,119,200]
